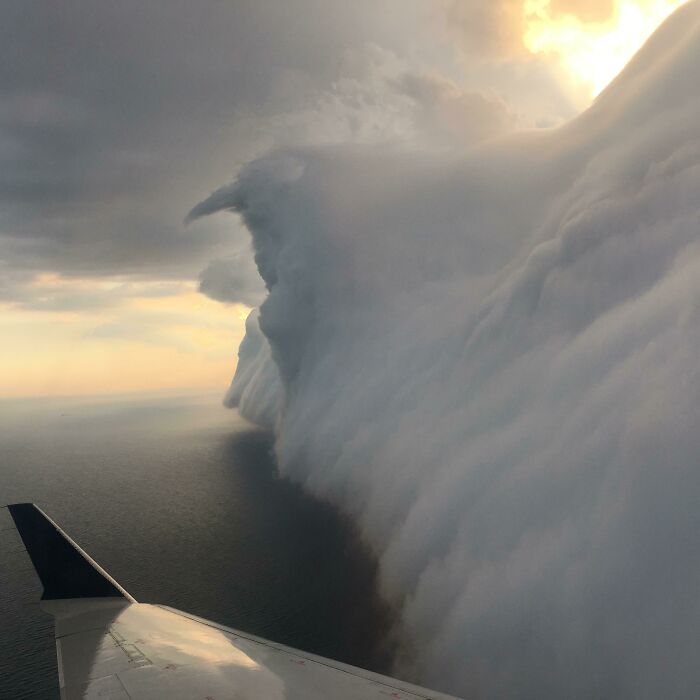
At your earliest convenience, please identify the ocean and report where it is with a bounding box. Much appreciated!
[0,391,393,699]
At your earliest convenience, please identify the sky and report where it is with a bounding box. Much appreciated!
[0,0,687,396]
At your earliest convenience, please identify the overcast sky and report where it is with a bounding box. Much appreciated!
[0,0,684,395]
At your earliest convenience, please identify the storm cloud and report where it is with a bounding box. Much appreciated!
[191,3,700,697]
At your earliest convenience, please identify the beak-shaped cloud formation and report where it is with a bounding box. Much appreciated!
[191,3,700,697]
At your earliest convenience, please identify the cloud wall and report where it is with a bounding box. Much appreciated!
[191,3,700,697]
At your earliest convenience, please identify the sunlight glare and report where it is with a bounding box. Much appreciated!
[524,0,686,96]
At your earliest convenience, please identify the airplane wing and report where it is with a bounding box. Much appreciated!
[8,503,462,700]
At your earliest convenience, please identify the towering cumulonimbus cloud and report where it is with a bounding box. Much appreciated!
[191,3,700,698]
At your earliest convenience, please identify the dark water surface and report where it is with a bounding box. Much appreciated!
[0,392,393,699]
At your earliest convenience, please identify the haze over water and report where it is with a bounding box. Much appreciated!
[0,392,393,700]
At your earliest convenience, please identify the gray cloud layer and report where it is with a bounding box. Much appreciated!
[191,3,700,697]
[2,0,367,279]
[1,1,580,307]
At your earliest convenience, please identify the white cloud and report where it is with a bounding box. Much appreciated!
[197,255,265,308]
[191,3,700,697]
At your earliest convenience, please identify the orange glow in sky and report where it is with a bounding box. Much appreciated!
[524,0,687,96]
[0,276,249,398]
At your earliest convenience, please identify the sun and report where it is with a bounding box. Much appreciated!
[523,0,687,96]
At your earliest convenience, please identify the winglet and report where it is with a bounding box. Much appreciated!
[7,503,135,602]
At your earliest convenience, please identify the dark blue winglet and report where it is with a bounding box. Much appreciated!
[7,503,134,601]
